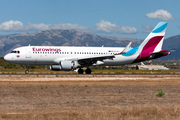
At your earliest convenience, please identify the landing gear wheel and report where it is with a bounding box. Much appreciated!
[78,68,84,74]
[25,65,29,74]
[25,70,29,74]
[85,68,91,74]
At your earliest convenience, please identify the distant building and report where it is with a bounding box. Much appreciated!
[140,62,169,70]
[127,62,169,70]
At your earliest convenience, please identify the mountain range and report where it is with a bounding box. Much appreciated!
[0,29,179,60]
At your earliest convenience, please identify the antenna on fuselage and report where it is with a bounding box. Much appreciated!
[28,44,31,46]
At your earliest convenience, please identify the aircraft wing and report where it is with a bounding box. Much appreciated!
[53,54,115,65]
[66,54,115,61]
[63,54,114,66]
[54,42,132,65]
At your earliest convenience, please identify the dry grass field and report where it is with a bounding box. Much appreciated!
[0,75,180,120]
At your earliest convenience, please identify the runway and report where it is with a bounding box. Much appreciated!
[0,74,180,81]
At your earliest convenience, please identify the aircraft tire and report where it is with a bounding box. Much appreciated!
[25,70,29,74]
[78,68,84,74]
[85,68,91,74]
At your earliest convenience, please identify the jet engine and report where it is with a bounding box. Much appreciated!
[50,60,78,71]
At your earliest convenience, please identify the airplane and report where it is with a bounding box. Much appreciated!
[141,62,169,70]
[4,22,173,74]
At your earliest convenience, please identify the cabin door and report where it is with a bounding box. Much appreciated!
[26,47,31,58]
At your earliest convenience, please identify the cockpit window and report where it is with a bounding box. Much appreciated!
[11,51,20,54]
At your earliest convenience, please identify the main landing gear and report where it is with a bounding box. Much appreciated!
[85,68,91,74]
[78,68,84,74]
[25,65,29,74]
[78,68,92,74]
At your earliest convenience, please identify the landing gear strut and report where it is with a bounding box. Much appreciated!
[25,65,29,74]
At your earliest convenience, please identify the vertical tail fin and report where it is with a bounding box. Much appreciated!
[138,22,167,54]
[133,22,168,63]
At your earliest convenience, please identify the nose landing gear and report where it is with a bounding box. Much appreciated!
[25,65,29,74]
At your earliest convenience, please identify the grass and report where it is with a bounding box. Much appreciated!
[0,79,180,120]
[0,68,180,75]
[156,89,165,97]
[1,106,180,120]
[0,57,180,74]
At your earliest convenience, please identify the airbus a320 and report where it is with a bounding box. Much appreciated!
[4,22,173,74]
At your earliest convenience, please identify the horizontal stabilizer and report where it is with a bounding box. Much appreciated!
[150,50,175,55]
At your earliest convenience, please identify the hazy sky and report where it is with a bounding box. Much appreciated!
[0,0,179,39]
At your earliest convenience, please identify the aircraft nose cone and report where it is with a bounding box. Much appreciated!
[4,54,10,62]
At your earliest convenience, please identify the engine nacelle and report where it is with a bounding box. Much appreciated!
[50,60,78,71]
[50,65,61,71]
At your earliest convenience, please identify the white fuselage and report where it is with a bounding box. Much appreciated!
[4,46,138,66]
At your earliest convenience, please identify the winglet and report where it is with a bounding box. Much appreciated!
[118,42,132,55]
